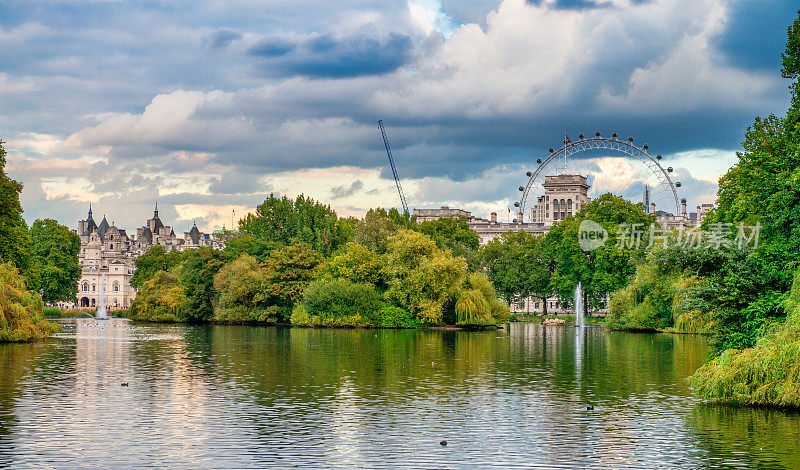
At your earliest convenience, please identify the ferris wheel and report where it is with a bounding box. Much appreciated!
[514,131,682,222]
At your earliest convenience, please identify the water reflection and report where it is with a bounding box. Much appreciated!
[0,321,797,468]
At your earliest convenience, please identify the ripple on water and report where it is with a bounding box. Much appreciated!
[0,323,797,469]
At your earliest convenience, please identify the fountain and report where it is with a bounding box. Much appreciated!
[574,281,584,328]
[96,273,108,320]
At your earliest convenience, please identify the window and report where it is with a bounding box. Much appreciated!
[82,282,89,292]
[113,282,119,292]
[553,212,559,220]
[567,199,572,210]
[92,284,96,292]
[110,244,113,249]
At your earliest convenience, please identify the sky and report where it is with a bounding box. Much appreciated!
[0,0,796,232]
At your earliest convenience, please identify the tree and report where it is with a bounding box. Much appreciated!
[0,262,58,342]
[325,242,385,286]
[293,278,383,327]
[29,219,81,303]
[0,141,33,281]
[128,268,189,322]
[131,245,184,288]
[383,230,467,325]
[213,254,271,322]
[239,193,351,256]
[179,247,227,322]
[547,193,653,312]
[222,235,277,263]
[353,207,416,254]
[419,217,480,269]
[257,242,324,322]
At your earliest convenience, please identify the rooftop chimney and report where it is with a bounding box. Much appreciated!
[650,202,656,214]
[490,212,497,223]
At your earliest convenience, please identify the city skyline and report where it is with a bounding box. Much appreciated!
[0,0,795,230]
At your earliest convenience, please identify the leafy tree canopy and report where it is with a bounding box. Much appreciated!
[239,193,351,256]
[29,218,81,303]
[0,141,32,280]
[131,245,184,289]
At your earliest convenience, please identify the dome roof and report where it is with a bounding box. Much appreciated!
[188,222,201,244]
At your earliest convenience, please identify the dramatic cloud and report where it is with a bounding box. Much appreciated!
[0,0,795,231]
[248,31,416,78]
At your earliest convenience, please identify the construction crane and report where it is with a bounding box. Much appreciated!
[377,120,409,215]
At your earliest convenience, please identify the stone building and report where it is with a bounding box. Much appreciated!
[529,174,591,226]
[76,206,136,309]
[75,203,231,309]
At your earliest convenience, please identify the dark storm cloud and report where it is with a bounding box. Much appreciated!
[248,31,415,78]
[204,29,243,49]
[247,38,296,57]
[713,0,798,71]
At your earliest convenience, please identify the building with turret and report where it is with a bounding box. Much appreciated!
[75,203,232,309]
[76,206,136,308]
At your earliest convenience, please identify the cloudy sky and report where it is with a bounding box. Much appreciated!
[0,0,795,231]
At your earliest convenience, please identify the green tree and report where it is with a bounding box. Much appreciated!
[419,217,480,269]
[29,219,81,303]
[239,193,351,256]
[0,141,32,280]
[353,207,416,254]
[383,230,467,325]
[179,247,227,322]
[257,242,324,322]
[213,254,272,322]
[131,245,184,289]
[222,235,277,263]
[325,242,385,286]
[292,278,383,327]
[547,193,653,312]
[127,268,189,322]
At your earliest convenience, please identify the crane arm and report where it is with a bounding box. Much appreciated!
[377,120,409,215]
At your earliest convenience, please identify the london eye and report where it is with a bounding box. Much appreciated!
[515,132,682,222]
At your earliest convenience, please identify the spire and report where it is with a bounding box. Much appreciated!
[88,203,93,218]
[154,201,159,218]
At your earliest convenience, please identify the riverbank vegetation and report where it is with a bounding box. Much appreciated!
[128,196,507,328]
[0,141,65,342]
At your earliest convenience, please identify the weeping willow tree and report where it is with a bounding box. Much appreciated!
[0,263,58,342]
[454,273,509,326]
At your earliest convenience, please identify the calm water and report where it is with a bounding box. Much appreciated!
[1,320,799,469]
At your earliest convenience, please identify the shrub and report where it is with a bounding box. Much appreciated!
[375,304,421,328]
[0,263,58,342]
[688,269,800,408]
[294,278,382,327]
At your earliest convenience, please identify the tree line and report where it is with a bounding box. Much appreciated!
[128,195,508,328]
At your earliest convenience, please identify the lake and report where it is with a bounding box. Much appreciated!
[0,320,798,468]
